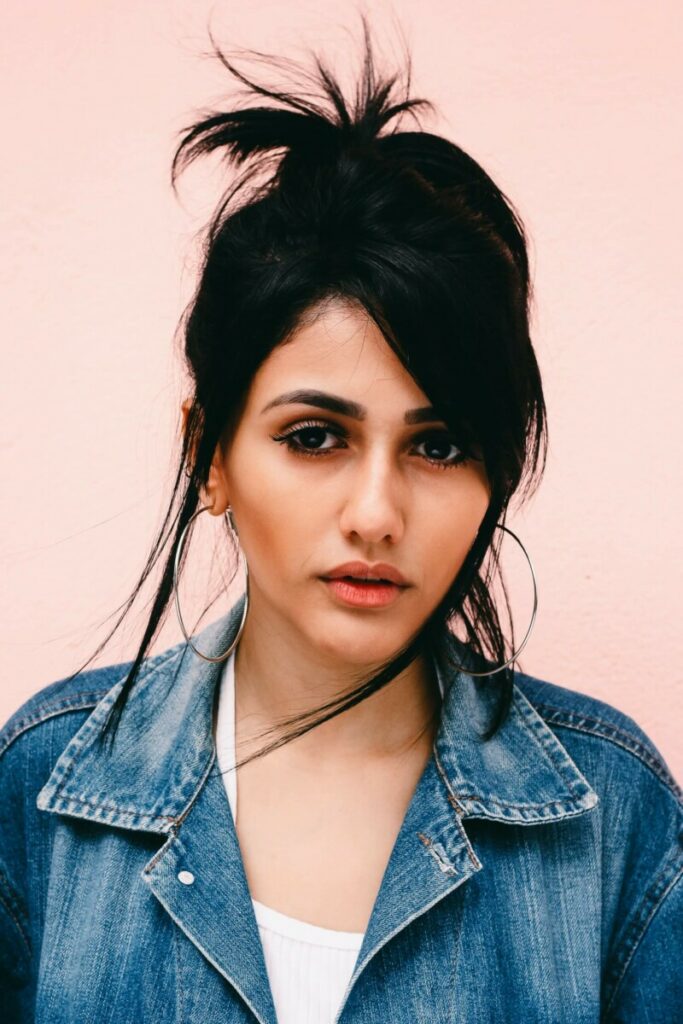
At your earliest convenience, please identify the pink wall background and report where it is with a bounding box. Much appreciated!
[1,2,681,780]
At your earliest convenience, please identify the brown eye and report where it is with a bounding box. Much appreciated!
[413,433,467,468]
[271,420,348,457]
[291,426,337,451]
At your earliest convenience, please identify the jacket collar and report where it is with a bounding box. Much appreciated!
[37,595,598,832]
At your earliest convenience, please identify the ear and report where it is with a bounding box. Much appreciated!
[180,398,192,435]
[180,398,230,516]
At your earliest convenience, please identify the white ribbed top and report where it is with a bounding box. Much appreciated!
[214,650,364,1024]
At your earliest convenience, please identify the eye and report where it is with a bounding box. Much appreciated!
[412,432,467,469]
[270,420,347,457]
[270,420,469,469]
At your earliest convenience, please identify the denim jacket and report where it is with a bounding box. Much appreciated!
[1,595,682,1023]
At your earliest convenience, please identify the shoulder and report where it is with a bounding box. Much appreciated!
[0,660,133,979]
[516,670,683,1008]
[515,668,682,803]
[0,649,167,995]
[0,645,185,906]
[0,663,126,761]
[0,640,185,764]
[0,661,133,846]
[515,669,683,1015]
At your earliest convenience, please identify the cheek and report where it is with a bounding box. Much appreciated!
[419,473,490,589]
[225,446,317,579]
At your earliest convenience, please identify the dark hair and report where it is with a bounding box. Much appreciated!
[68,16,547,766]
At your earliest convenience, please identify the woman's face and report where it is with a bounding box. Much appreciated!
[206,298,491,668]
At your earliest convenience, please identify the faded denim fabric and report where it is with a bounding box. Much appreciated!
[1,595,681,1023]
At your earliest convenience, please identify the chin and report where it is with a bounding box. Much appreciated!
[313,621,412,668]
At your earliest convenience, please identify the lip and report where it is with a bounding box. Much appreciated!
[320,577,405,609]
[320,561,410,586]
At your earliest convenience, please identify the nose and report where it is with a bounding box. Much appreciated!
[338,451,406,545]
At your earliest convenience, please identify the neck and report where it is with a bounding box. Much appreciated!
[231,593,441,766]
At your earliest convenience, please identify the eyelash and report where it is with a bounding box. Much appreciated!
[270,419,469,470]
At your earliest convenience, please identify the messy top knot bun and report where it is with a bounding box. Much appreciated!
[85,16,547,757]
[170,22,530,296]
[170,21,427,190]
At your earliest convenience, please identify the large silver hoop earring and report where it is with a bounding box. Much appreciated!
[173,504,249,663]
[448,524,538,677]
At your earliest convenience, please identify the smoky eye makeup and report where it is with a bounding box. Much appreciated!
[270,418,470,468]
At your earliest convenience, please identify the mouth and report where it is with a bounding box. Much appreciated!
[319,559,410,607]
[319,576,406,608]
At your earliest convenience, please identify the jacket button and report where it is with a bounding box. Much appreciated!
[178,870,195,885]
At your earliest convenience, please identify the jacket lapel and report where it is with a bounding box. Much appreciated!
[141,760,278,1024]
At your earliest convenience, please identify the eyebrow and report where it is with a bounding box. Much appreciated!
[260,389,443,425]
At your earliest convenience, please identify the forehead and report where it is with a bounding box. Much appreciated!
[246,298,428,411]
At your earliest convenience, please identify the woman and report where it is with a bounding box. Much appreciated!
[1,21,681,1024]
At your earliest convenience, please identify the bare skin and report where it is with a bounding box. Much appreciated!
[181,296,490,931]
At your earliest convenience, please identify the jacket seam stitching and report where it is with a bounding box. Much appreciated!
[0,877,31,961]
[603,859,683,1015]
[49,793,176,822]
[0,693,111,757]
[453,792,581,811]
[0,647,185,760]
[172,913,187,1022]
[529,700,682,801]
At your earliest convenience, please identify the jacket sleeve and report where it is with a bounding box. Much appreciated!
[599,734,683,1024]
[0,859,32,1022]
[0,714,35,1024]
[603,857,683,1023]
